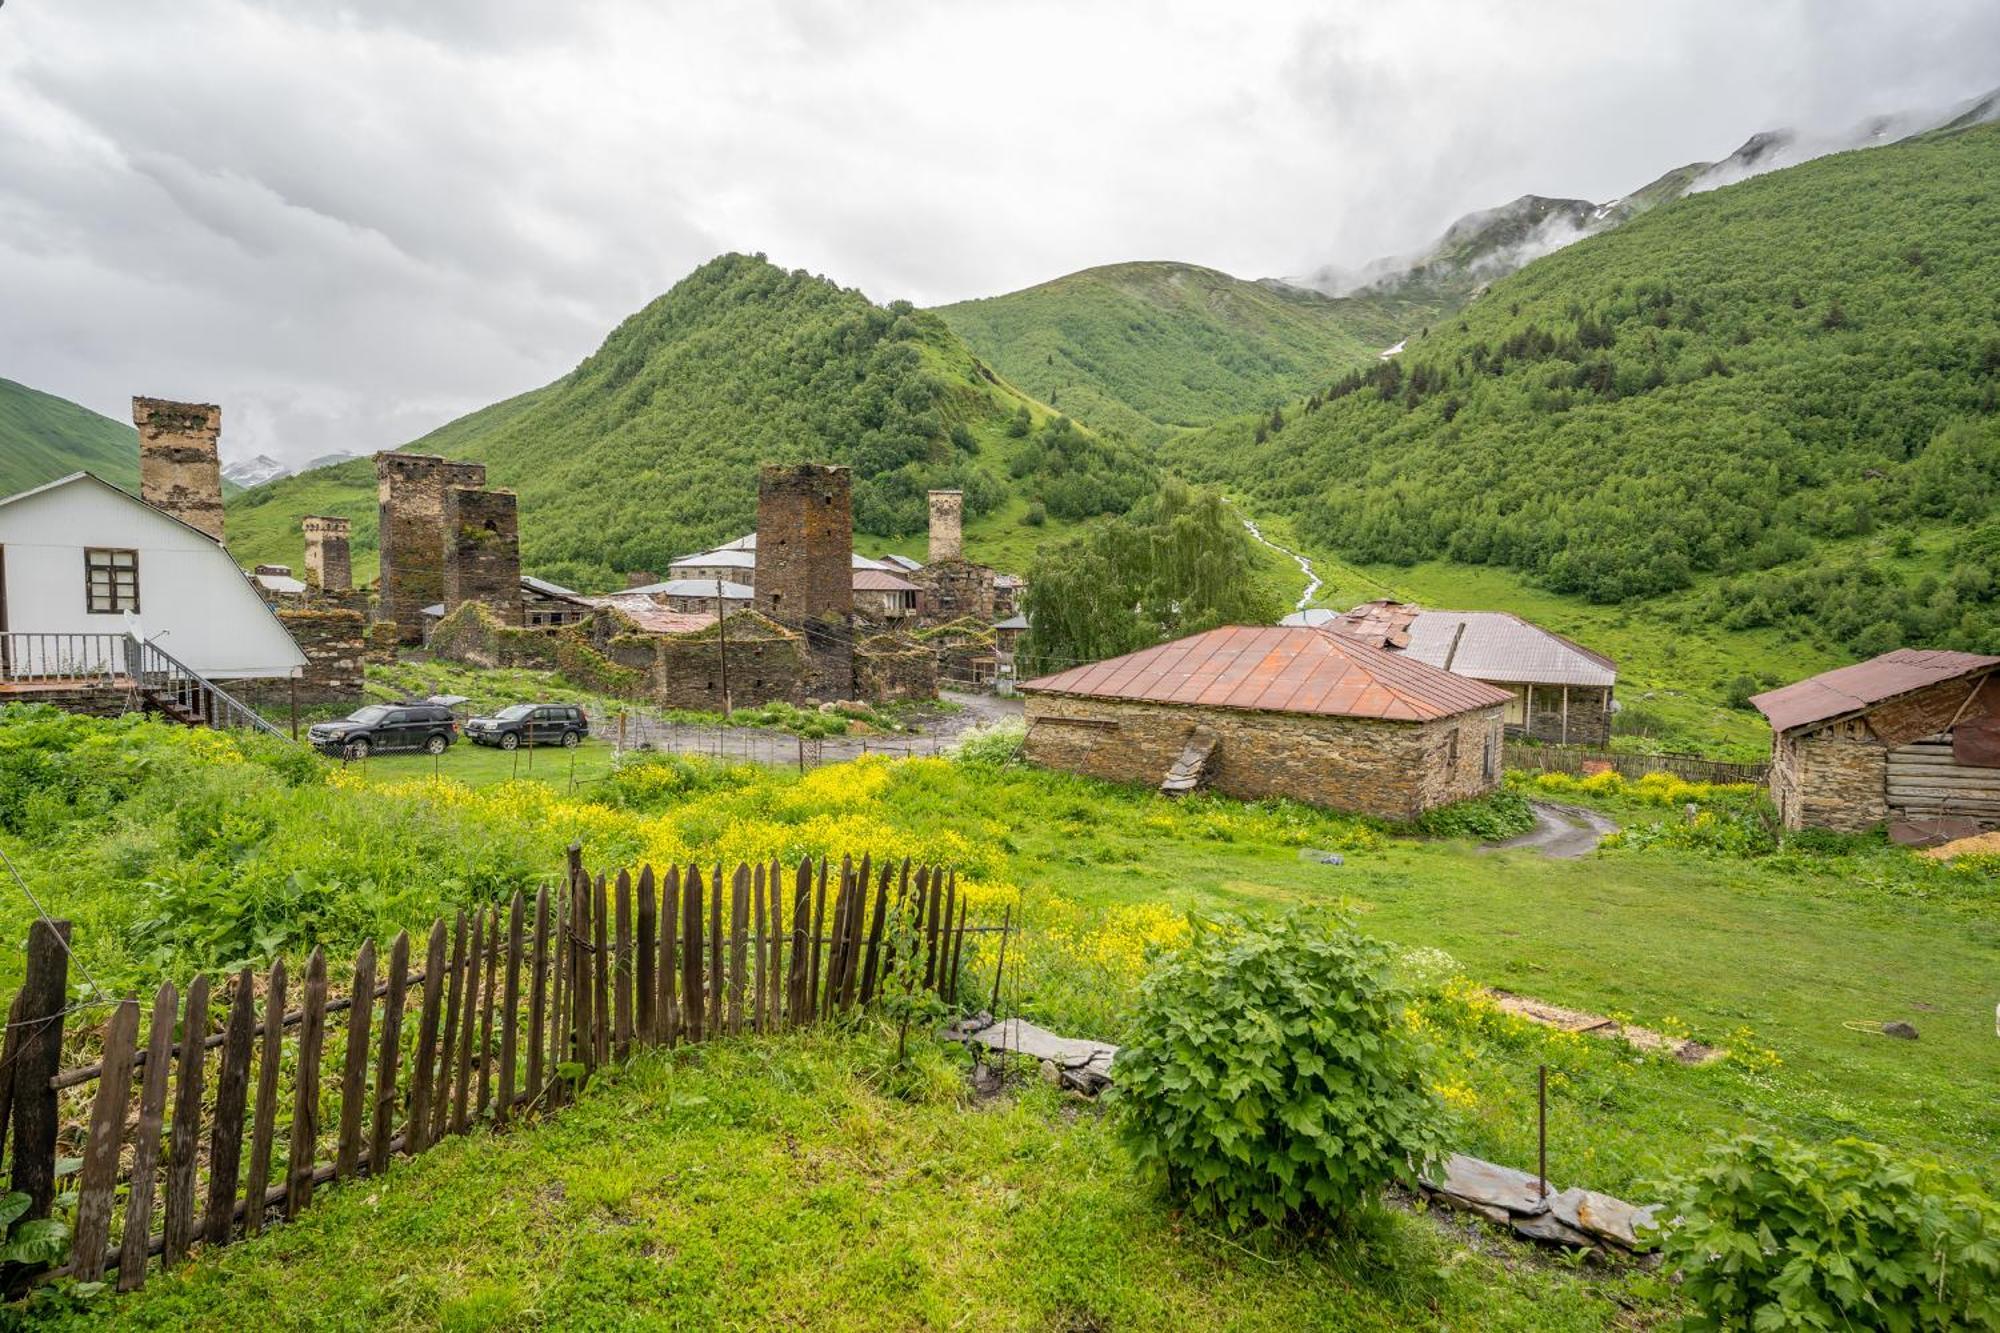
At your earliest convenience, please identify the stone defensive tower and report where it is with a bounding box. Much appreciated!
[927,489,964,563]
[302,515,353,594]
[375,452,487,643]
[133,397,225,541]
[443,486,522,626]
[756,463,854,700]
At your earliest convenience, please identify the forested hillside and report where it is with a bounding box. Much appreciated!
[227,255,1150,588]
[0,377,139,494]
[1173,123,2000,657]
[934,262,1424,442]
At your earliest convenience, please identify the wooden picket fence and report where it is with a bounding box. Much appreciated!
[1503,743,1768,787]
[0,846,998,1294]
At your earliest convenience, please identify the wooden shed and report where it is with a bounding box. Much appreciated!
[1750,649,2000,841]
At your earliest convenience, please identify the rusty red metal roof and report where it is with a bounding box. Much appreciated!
[1018,626,1512,722]
[852,569,919,592]
[1750,648,2000,734]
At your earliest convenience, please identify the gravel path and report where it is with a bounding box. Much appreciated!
[1485,802,1619,859]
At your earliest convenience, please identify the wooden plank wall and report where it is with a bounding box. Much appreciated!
[0,847,993,1295]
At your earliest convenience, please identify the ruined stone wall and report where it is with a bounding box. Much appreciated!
[913,558,996,626]
[133,397,225,541]
[1777,724,1889,833]
[375,452,487,644]
[443,486,522,626]
[1021,695,1504,819]
[302,515,352,593]
[654,630,805,712]
[754,464,854,700]
[927,489,963,563]
[1518,684,1614,747]
[855,638,938,703]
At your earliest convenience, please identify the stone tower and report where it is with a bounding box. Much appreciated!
[927,489,964,563]
[375,452,487,643]
[443,486,522,626]
[755,463,854,700]
[302,515,353,594]
[133,397,225,541]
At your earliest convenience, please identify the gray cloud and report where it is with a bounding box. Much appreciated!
[1,0,1994,467]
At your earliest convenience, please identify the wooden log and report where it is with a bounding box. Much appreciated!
[70,997,139,1282]
[728,864,750,1035]
[615,869,634,1057]
[707,862,724,1037]
[369,931,410,1171]
[525,885,549,1103]
[681,865,703,1044]
[0,989,23,1176]
[202,968,257,1243]
[10,919,70,1223]
[498,891,524,1126]
[478,907,499,1121]
[660,865,680,1047]
[808,858,829,1021]
[243,961,286,1237]
[118,983,176,1291]
[592,873,610,1068]
[636,866,657,1045]
[788,858,812,1025]
[407,918,448,1155]
[287,947,330,1217]
[433,910,469,1142]
[333,943,376,1183]
[162,972,210,1267]
[451,908,483,1135]
[752,861,768,1034]
[859,859,891,1006]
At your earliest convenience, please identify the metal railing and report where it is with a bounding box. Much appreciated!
[127,634,289,739]
[0,631,130,685]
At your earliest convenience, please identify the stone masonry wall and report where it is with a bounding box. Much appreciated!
[236,609,367,713]
[928,489,964,563]
[133,397,225,541]
[302,515,353,593]
[1776,725,1889,833]
[443,486,522,626]
[755,464,854,699]
[1519,684,1614,747]
[913,557,996,626]
[376,452,487,644]
[1022,695,1505,819]
[654,630,805,712]
[855,639,938,702]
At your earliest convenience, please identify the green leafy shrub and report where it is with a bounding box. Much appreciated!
[950,719,1026,767]
[1410,789,1534,841]
[1113,909,1450,1231]
[1659,1134,2000,1330]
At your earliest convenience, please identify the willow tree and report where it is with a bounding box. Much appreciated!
[1017,479,1280,677]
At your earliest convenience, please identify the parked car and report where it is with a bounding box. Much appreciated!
[307,702,458,758]
[464,702,589,751]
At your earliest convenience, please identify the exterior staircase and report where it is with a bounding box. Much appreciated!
[0,631,288,739]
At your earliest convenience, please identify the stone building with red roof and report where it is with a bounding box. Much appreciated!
[1018,625,1511,819]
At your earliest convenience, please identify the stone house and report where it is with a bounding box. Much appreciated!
[1020,625,1510,819]
[853,568,920,623]
[624,577,756,616]
[1292,600,1617,746]
[521,576,592,628]
[1752,648,2000,840]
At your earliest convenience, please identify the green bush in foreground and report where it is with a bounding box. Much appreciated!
[1113,910,1449,1232]
[1660,1134,2000,1330]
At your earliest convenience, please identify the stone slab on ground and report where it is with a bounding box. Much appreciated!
[1549,1186,1660,1250]
[951,1015,1118,1094]
[1488,990,1720,1065]
[1423,1153,1551,1217]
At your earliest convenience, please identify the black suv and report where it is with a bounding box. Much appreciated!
[308,703,458,758]
[465,703,589,751]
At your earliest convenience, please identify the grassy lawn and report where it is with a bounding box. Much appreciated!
[40,1033,1657,1332]
[333,734,625,791]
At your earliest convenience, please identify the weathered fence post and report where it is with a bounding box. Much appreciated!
[9,918,71,1223]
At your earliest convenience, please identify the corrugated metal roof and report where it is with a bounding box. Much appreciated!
[1398,611,1616,688]
[669,548,757,571]
[1751,648,2000,734]
[1018,625,1512,722]
[852,569,918,592]
[623,578,753,599]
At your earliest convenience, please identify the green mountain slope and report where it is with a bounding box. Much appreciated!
[228,254,1149,588]
[0,377,140,494]
[1172,122,2000,659]
[932,262,1419,442]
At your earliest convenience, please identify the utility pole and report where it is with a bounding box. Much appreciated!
[716,578,731,718]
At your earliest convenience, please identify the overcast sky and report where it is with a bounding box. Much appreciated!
[4,1,1996,467]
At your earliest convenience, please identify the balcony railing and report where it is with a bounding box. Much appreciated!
[0,631,288,740]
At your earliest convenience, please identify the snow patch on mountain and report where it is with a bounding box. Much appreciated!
[221,453,290,487]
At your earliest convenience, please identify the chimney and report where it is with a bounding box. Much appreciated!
[133,397,225,542]
[927,488,963,563]
[302,515,352,593]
